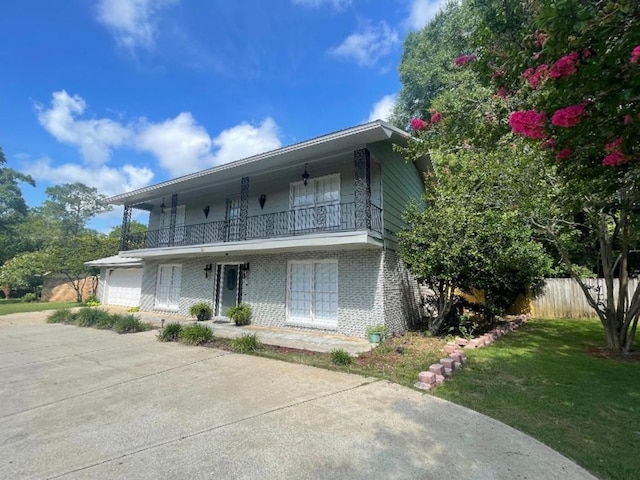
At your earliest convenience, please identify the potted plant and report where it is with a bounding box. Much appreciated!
[366,324,386,343]
[189,302,213,321]
[225,303,252,326]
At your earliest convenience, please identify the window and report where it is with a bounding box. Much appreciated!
[155,264,181,310]
[289,174,340,232]
[226,196,241,241]
[158,205,186,246]
[287,260,338,326]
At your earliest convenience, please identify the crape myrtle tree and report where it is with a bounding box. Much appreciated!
[411,0,640,351]
[395,0,552,334]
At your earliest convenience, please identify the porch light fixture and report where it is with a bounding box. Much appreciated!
[259,194,266,210]
[301,164,310,186]
[203,205,210,218]
[204,263,213,278]
[160,198,166,214]
[241,263,250,272]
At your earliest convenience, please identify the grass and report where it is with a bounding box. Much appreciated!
[46,307,153,334]
[0,300,79,316]
[157,322,183,342]
[231,333,261,353]
[433,318,640,480]
[331,349,353,366]
[180,323,213,345]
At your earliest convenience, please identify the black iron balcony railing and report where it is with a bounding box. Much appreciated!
[122,202,382,251]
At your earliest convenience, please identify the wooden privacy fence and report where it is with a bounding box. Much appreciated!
[532,278,640,319]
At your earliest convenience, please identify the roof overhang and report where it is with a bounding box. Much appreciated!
[84,255,143,268]
[108,121,413,206]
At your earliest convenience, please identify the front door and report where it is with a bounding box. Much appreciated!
[220,264,239,315]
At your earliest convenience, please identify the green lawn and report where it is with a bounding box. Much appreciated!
[434,319,640,480]
[0,300,79,316]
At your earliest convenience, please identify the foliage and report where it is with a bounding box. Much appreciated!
[0,146,35,233]
[157,322,183,342]
[75,308,110,327]
[21,292,37,303]
[180,323,213,345]
[231,333,261,353]
[0,251,50,292]
[41,183,112,237]
[365,324,387,336]
[188,302,213,321]
[225,303,252,326]
[127,306,140,312]
[46,308,78,324]
[112,314,152,334]
[435,318,640,480]
[424,0,640,352]
[330,349,353,366]
[0,301,77,316]
[84,294,101,307]
[108,220,147,240]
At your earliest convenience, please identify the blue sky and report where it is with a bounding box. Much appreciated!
[1,0,446,231]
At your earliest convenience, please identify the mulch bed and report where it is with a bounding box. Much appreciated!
[586,345,640,362]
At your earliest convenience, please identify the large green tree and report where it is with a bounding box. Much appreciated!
[0,147,35,233]
[41,183,112,237]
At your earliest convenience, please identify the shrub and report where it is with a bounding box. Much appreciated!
[21,293,37,303]
[47,309,76,324]
[84,294,101,307]
[189,302,213,321]
[127,306,140,312]
[158,322,183,342]
[95,314,116,330]
[331,349,353,366]
[180,323,213,345]
[75,308,111,327]
[365,324,387,336]
[231,333,261,353]
[226,303,252,326]
[113,314,152,334]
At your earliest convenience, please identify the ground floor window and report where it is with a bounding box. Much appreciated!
[155,264,181,310]
[287,260,338,325]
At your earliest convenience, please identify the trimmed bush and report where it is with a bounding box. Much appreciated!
[21,293,37,303]
[231,333,261,353]
[127,306,140,312]
[113,314,152,334]
[84,294,101,307]
[331,349,353,366]
[75,308,111,327]
[226,303,252,326]
[180,323,213,345]
[158,322,183,342]
[47,309,77,324]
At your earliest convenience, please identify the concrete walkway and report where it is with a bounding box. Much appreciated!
[0,319,597,480]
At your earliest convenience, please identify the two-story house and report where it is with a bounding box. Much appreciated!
[96,120,429,338]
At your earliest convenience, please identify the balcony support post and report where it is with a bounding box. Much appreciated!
[354,148,371,230]
[169,193,178,246]
[120,205,132,251]
[240,176,250,240]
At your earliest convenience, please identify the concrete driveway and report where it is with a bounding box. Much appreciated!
[0,317,595,479]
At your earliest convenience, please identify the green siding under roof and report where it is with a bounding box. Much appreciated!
[367,141,426,250]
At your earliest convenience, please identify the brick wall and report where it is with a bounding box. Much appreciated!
[382,250,422,334]
[41,274,97,302]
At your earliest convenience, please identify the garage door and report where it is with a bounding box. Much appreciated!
[105,269,143,307]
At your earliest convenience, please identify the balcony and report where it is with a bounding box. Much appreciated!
[121,202,382,251]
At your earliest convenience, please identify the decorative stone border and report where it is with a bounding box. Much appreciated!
[414,314,530,391]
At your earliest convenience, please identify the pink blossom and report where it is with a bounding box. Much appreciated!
[551,104,586,128]
[491,69,505,79]
[555,148,572,160]
[605,137,623,153]
[542,138,556,150]
[624,114,632,125]
[582,48,592,58]
[550,52,580,79]
[454,54,477,67]
[410,118,429,131]
[527,64,549,89]
[430,111,443,124]
[496,87,509,99]
[630,45,640,64]
[534,32,548,48]
[522,67,534,79]
[509,110,547,139]
[602,151,628,167]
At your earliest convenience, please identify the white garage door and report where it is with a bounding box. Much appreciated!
[105,269,143,307]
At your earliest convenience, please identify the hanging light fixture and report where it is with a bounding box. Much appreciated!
[301,164,310,186]
[160,198,166,214]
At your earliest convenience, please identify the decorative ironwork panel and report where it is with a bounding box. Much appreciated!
[168,194,178,246]
[354,148,371,230]
[120,205,132,251]
[240,176,250,240]
[317,205,327,229]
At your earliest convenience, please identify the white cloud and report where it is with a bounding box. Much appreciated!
[95,0,178,50]
[24,157,155,197]
[135,114,282,176]
[36,90,132,166]
[329,22,399,67]
[367,94,396,122]
[406,0,449,31]
[291,0,351,9]
[211,118,281,165]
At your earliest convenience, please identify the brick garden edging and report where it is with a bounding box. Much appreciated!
[414,314,530,391]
